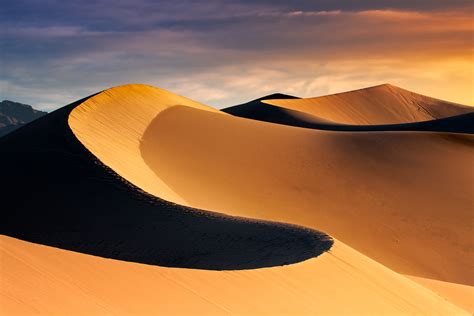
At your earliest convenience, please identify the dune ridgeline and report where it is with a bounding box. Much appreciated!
[1,84,472,315]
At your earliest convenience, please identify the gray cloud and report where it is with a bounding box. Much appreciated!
[1,1,473,109]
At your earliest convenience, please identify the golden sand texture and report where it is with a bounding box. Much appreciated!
[138,104,474,285]
[68,84,473,284]
[1,83,471,314]
[69,84,220,205]
[1,235,468,315]
[264,84,472,125]
[407,275,474,314]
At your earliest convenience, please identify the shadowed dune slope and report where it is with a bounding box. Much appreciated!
[1,235,468,315]
[223,93,299,117]
[69,84,473,284]
[224,96,474,134]
[1,84,472,314]
[140,104,474,285]
[0,89,333,270]
[263,84,473,125]
[69,84,222,204]
[69,84,473,285]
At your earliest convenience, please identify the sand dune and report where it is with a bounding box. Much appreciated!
[69,84,221,204]
[1,83,472,314]
[224,94,474,133]
[0,92,331,270]
[139,103,473,285]
[1,235,468,315]
[264,84,473,125]
[407,275,474,313]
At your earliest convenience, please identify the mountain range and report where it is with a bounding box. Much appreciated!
[0,100,47,137]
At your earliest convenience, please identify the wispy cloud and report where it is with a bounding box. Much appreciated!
[1,0,473,109]
[286,10,341,17]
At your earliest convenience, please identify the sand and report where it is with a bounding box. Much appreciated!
[1,235,468,315]
[264,84,473,125]
[0,93,332,270]
[224,94,474,133]
[69,84,221,205]
[407,275,474,313]
[1,83,472,314]
[138,104,473,285]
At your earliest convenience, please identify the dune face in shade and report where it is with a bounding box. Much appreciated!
[0,83,472,315]
[68,84,221,205]
[140,98,474,285]
[224,86,474,133]
[0,87,333,270]
[263,84,473,125]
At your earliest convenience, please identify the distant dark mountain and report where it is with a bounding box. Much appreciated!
[0,100,47,137]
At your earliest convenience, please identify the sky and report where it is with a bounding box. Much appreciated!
[1,0,473,111]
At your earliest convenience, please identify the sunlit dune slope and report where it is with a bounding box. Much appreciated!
[1,235,468,315]
[406,275,474,313]
[69,84,221,204]
[264,84,473,125]
[0,89,332,270]
[139,105,473,285]
[224,95,474,133]
[1,83,472,314]
[68,84,472,284]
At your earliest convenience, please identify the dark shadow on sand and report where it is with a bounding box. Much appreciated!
[223,97,474,134]
[0,96,333,270]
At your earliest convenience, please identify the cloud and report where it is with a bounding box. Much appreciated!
[1,1,473,108]
[287,10,342,17]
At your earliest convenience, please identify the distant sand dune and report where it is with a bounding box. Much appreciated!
[224,85,474,133]
[264,84,473,125]
[225,99,474,133]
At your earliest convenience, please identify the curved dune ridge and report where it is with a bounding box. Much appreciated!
[0,83,472,314]
[0,90,332,270]
[138,101,474,285]
[69,84,221,204]
[263,83,473,125]
[224,92,474,133]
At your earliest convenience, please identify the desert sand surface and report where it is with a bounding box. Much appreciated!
[0,93,331,270]
[264,84,473,125]
[224,93,474,133]
[1,235,468,315]
[407,275,474,313]
[69,84,221,204]
[1,83,472,314]
[138,103,473,285]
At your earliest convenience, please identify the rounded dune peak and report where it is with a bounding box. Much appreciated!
[371,82,396,88]
[318,83,434,96]
[253,93,299,102]
[79,83,219,113]
[334,82,396,93]
[69,83,220,204]
[1,84,334,271]
[0,83,472,315]
[224,84,474,133]
[263,83,472,125]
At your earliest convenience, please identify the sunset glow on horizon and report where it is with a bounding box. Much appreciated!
[1,1,473,109]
